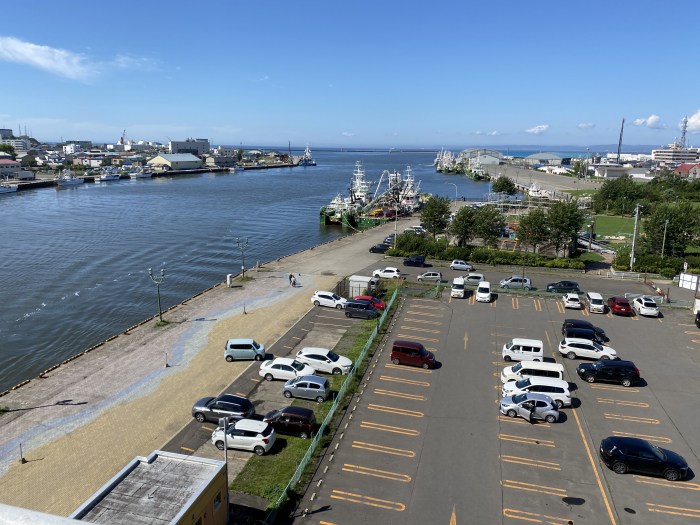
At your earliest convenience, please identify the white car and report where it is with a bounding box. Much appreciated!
[417,271,442,282]
[295,347,352,375]
[211,419,276,455]
[558,337,617,360]
[464,272,485,284]
[563,293,582,309]
[373,267,401,279]
[450,260,474,271]
[311,290,347,309]
[259,357,315,381]
[501,376,572,408]
[632,296,660,317]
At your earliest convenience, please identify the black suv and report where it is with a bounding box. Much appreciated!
[403,255,426,267]
[263,406,316,439]
[345,299,380,319]
[547,280,580,293]
[577,360,640,387]
[369,243,390,254]
[561,318,606,340]
[191,393,255,423]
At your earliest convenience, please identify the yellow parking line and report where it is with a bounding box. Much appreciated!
[604,413,659,424]
[491,298,497,308]
[342,463,412,482]
[468,295,476,305]
[180,446,195,452]
[404,318,443,325]
[634,476,700,491]
[399,325,441,334]
[534,299,543,312]
[590,384,639,393]
[385,364,432,373]
[310,322,352,328]
[201,425,215,431]
[464,332,468,351]
[352,441,416,457]
[396,334,439,342]
[498,415,551,428]
[373,388,426,401]
[411,298,443,304]
[379,375,430,387]
[405,310,444,318]
[503,508,573,524]
[555,301,563,314]
[597,398,649,408]
[512,297,518,310]
[330,489,405,511]
[647,502,700,518]
[360,421,420,436]
[501,455,561,470]
[319,521,337,525]
[407,303,443,310]
[498,434,555,447]
[684,330,700,335]
[368,403,424,417]
[502,479,567,497]
[612,431,672,443]
[582,309,590,317]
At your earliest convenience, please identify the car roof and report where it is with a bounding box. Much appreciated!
[562,337,599,345]
[563,318,593,326]
[298,374,328,384]
[278,406,315,417]
[384,266,399,271]
[511,338,543,346]
[226,338,257,344]
[564,293,580,298]
[393,339,425,350]
[299,347,331,355]
[234,419,269,432]
[516,376,570,388]
[313,290,334,295]
[586,291,603,299]
[270,357,297,366]
[478,281,491,286]
[522,392,555,403]
[610,296,629,303]
[218,393,250,404]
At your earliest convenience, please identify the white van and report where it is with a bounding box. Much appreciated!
[502,338,544,362]
[500,360,565,383]
[501,376,572,408]
[451,277,465,298]
[586,292,605,314]
[476,281,492,302]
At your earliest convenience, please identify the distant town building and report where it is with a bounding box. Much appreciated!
[203,154,237,168]
[1,137,31,150]
[213,146,238,156]
[652,144,699,165]
[63,140,93,149]
[148,153,203,171]
[63,144,84,155]
[0,128,12,140]
[169,138,210,155]
[674,163,700,178]
[592,164,630,178]
[523,152,568,166]
[0,158,34,180]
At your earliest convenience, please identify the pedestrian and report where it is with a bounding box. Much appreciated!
[291,275,297,287]
[288,274,293,286]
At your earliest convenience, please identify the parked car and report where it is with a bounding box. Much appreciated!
[373,267,402,278]
[384,234,396,244]
[403,225,425,234]
[369,243,390,254]
[546,280,580,293]
[402,255,426,267]
[192,393,255,423]
[344,299,380,319]
[210,419,276,455]
[417,271,442,282]
[499,275,532,290]
[464,272,485,284]
[576,360,640,387]
[562,326,606,345]
[563,293,582,309]
[450,260,474,271]
[296,347,353,375]
[499,392,560,423]
[632,296,660,317]
[390,340,437,369]
[586,292,606,314]
[353,295,386,310]
[311,290,347,309]
[224,338,266,362]
[263,406,316,439]
[599,436,688,481]
[558,338,617,360]
[608,296,632,316]
[561,319,606,340]
[259,357,315,381]
[475,281,492,302]
[283,375,331,402]
[501,377,572,408]
[696,311,700,329]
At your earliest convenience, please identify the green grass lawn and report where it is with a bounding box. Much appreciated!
[592,214,635,239]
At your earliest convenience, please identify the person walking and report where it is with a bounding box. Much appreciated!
[291,275,297,287]
[288,274,294,286]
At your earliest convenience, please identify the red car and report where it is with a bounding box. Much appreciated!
[608,296,632,316]
[353,295,386,311]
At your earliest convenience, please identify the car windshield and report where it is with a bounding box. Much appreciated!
[512,393,527,404]
[332,294,341,300]
[291,360,306,371]
[419,348,429,357]
[328,351,339,362]
[591,342,603,351]
[266,409,281,419]
[289,377,301,385]
[512,362,523,373]
[515,378,530,389]
[649,443,666,461]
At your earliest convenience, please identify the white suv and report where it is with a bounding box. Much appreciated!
[373,267,401,279]
[501,377,572,408]
[295,347,353,375]
[311,291,347,309]
[558,337,617,360]
[632,296,660,317]
[211,419,276,455]
[450,260,474,271]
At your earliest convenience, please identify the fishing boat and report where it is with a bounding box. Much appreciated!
[129,167,153,179]
[0,182,18,194]
[97,168,121,181]
[299,145,317,166]
[55,169,85,187]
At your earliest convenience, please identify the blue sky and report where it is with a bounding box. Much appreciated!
[0,0,698,149]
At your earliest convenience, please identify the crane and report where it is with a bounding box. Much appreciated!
[616,118,625,165]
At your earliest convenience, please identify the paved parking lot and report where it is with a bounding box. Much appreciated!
[294,266,700,525]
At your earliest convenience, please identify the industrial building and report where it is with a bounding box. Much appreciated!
[148,153,203,171]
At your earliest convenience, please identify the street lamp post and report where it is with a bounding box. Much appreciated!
[235,237,249,278]
[587,224,593,252]
[148,268,165,323]
[630,203,642,271]
[661,219,669,258]
[445,182,457,202]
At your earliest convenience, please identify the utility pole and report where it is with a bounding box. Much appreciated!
[629,203,642,271]
[661,219,669,258]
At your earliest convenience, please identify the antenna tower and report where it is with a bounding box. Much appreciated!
[616,118,625,164]
[680,116,688,149]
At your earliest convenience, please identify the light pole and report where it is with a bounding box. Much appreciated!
[148,268,165,323]
[587,223,593,252]
[629,203,642,271]
[235,237,249,278]
[445,182,457,202]
[661,219,669,258]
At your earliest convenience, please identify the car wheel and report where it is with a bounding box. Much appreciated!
[621,377,632,387]
[392,358,400,365]
[503,355,512,362]
[584,374,595,383]
[524,286,531,291]
[194,413,206,423]
[345,312,351,317]
[417,278,423,282]
[506,409,517,418]
[332,367,342,375]
[299,431,309,439]
[336,304,343,309]
[612,461,628,475]
[283,390,292,398]
[567,351,577,360]
[264,373,274,381]
[316,396,325,403]
[601,355,611,360]
[545,414,556,423]
[214,440,225,451]
[422,363,430,369]
[664,469,680,481]
[254,446,265,456]
[313,300,320,306]
[555,399,564,409]
[225,356,234,362]
[502,285,509,290]
[254,354,263,362]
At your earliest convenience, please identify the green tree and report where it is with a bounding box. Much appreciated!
[642,202,700,257]
[491,175,517,195]
[420,196,451,238]
[592,175,646,214]
[448,205,477,246]
[546,200,586,257]
[517,208,549,253]
[473,205,505,248]
[0,144,16,158]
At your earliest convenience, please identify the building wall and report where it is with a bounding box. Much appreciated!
[174,469,228,525]
[1,138,31,150]
[169,139,210,155]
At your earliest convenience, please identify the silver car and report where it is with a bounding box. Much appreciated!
[283,375,330,403]
[499,392,560,423]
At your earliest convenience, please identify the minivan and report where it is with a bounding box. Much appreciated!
[586,292,605,314]
[283,375,331,402]
[562,326,605,345]
[390,340,436,369]
[344,299,379,319]
[501,360,565,383]
[451,277,465,298]
[224,338,266,362]
[476,281,492,302]
[502,338,544,362]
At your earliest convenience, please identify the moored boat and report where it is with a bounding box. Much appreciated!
[299,145,317,166]
[129,167,153,179]
[55,169,85,187]
[0,182,18,194]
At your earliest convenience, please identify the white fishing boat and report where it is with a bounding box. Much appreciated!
[97,168,121,181]
[299,145,317,166]
[0,182,18,194]
[129,167,153,179]
[55,169,85,187]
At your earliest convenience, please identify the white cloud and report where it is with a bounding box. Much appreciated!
[525,124,549,135]
[577,122,595,129]
[0,36,96,81]
[685,110,700,133]
[341,131,355,137]
[256,75,269,82]
[112,54,159,72]
[475,130,500,136]
[633,114,664,129]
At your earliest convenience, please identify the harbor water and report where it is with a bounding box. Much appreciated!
[0,151,494,391]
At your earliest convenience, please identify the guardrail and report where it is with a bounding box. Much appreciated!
[605,268,641,280]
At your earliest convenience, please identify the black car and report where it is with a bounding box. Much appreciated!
[384,234,396,244]
[547,280,581,293]
[191,393,255,423]
[403,255,426,267]
[344,299,380,319]
[369,243,390,254]
[263,406,316,439]
[563,327,606,345]
[561,318,606,340]
[576,360,640,387]
[696,312,700,329]
[599,436,688,481]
